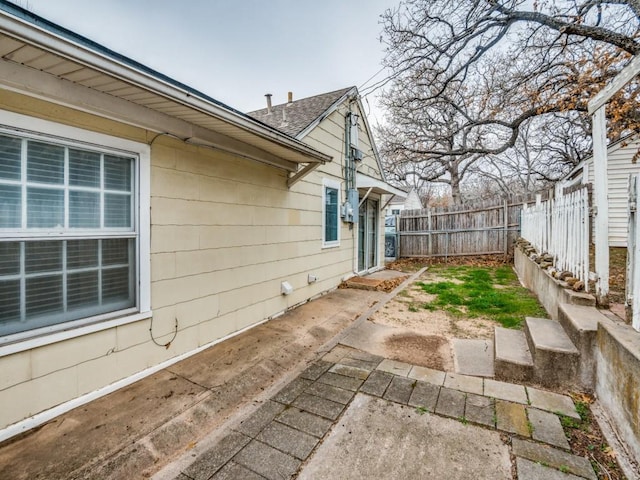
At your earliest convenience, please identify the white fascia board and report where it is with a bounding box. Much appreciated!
[0,11,330,165]
[0,59,300,171]
[588,55,640,114]
[353,95,388,183]
[296,87,358,140]
[356,172,407,197]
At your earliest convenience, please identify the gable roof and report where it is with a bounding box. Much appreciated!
[247,87,354,137]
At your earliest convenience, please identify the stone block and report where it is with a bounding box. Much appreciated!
[408,381,440,413]
[465,393,495,428]
[495,400,530,436]
[292,393,344,420]
[444,372,483,395]
[512,438,596,480]
[304,381,354,405]
[526,387,579,419]
[299,361,333,381]
[329,364,370,380]
[435,387,466,419]
[527,408,570,450]
[272,378,313,405]
[484,378,528,404]
[359,370,393,397]
[376,358,412,376]
[316,372,363,392]
[383,376,415,404]
[257,422,318,460]
[234,401,286,438]
[276,407,333,438]
[183,431,251,480]
[210,461,265,480]
[408,365,446,386]
[516,457,583,480]
[234,440,301,480]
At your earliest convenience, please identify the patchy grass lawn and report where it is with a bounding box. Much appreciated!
[416,265,546,329]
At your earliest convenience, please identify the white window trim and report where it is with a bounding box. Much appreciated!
[0,109,151,357]
[322,178,340,248]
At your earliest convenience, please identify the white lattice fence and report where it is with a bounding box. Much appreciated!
[521,188,590,290]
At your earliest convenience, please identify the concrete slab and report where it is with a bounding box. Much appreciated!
[316,371,363,391]
[297,394,511,480]
[484,378,528,404]
[452,338,495,377]
[275,407,333,439]
[233,401,286,438]
[444,372,484,395]
[408,381,440,413]
[256,422,318,460]
[512,438,597,480]
[329,363,370,380]
[376,358,413,376]
[525,317,579,386]
[526,387,579,419]
[408,365,446,385]
[516,457,584,480]
[233,440,300,480]
[304,381,354,405]
[382,376,415,404]
[527,408,570,450]
[299,361,333,381]
[465,393,495,428]
[435,387,466,419]
[210,461,265,480]
[183,432,251,480]
[292,393,344,421]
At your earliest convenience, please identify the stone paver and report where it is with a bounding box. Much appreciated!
[444,372,484,395]
[305,381,354,405]
[316,372,363,391]
[211,461,266,480]
[183,431,251,480]
[234,402,286,438]
[526,408,570,450]
[272,378,313,405]
[408,365,446,385]
[256,422,318,460]
[329,364,370,380]
[300,361,333,381]
[321,345,353,363]
[516,457,583,480]
[435,387,466,419]
[453,338,495,377]
[495,400,530,436]
[512,438,597,480]
[376,358,412,376]
[484,378,528,404]
[336,356,380,371]
[234,440,301,480]
[276,407,333,439]
[360,370,393,397]
[526,387,579,419]
[383,376,415,404]
[342,350,384,364]
[292,393,344,420]
[465,393,495,428]
[408,381,440,413]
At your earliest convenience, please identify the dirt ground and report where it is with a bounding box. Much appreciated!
[367,270,500,371]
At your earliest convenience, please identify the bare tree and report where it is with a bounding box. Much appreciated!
[376,0,640,196]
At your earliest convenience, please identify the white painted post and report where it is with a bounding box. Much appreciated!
[628,175,640,331]
[592,106,610,306]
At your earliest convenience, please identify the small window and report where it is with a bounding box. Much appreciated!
[392,209,401,215]
[0,132,138,338]
[322,179,340,247]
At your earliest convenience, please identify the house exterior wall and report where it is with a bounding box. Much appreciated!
[0,90,367,432]
[586,136,640,247]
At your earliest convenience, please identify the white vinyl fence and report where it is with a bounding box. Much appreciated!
[521,187,590,291]
[627,175,640,331]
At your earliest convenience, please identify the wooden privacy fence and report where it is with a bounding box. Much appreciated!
[397,198,531,259]
[521,186,590,290]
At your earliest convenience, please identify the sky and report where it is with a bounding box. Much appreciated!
[21,0,399,125]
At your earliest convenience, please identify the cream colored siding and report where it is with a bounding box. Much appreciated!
[0,91,354,431]
[587,136,640,247]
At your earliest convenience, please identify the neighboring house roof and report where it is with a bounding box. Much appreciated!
[0,0,331,170]
[247,87,354,137]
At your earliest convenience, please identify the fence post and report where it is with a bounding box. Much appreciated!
[427,208,432,256]
[503,199,508,261]
[627,175,640,331]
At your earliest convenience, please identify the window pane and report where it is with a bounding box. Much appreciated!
[67,271,98,309]
[0,242,20,275]
[0,279,20,323]
[25,241,62,273]
[69,149,100,187]
[104,194,131,228]
[325,187,338,242]
[69,190,100,228]
[27,187,64,228]
[27,141,64,184]
[0,135,22,180]
[67,240,98,269]
[103,238,130,265]
[102,267,131,303]
[26,274,63,316]
[0,185,21,228]
[104,155,132,191]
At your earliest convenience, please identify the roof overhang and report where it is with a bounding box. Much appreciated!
[0,4,331,175]
[356,172,407,197]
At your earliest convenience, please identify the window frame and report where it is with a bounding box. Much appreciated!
[322,178,341,248]
[0,110,151,356]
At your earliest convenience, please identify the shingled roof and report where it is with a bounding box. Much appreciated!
[247,87,354,137]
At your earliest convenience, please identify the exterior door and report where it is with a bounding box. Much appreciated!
[358,198,378,272]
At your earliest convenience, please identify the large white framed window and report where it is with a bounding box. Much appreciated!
[0,110,150,348]
[322,178,340,248]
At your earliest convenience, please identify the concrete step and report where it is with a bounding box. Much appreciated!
[558,303,603,390]
[524,317,580,388]
[494,327,534,383]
